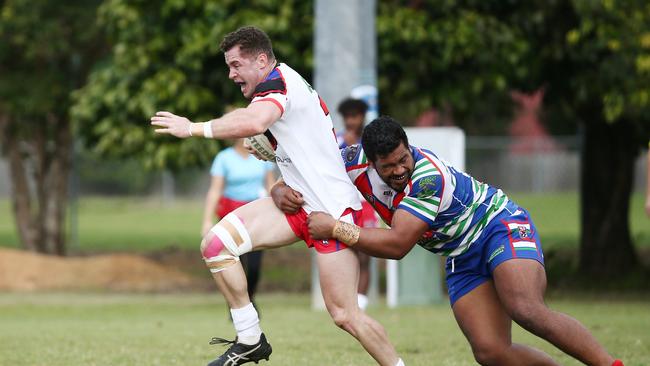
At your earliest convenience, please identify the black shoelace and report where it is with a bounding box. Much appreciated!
[209,337,237,346]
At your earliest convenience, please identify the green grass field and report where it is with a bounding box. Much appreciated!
[1,196,649,365]
[0,293,648,366]
[1,192,649,253]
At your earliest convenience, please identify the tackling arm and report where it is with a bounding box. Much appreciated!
[355,209,430,259]
[307,209,430,260]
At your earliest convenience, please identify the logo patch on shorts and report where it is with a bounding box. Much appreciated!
[508,223,531,238]
[488,245,505,263]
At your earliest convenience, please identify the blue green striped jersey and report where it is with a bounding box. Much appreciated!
[343,144,511,257]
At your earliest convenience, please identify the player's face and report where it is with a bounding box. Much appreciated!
[372,142,414,192]
[224,45,266,99]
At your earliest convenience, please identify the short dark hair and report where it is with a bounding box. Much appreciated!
[361,116,409,162]
[220,26,275,60]
[337,98,368,117]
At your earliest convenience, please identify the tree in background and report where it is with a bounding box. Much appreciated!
[376,0,650,278]
[72,0,313,171]
[0,0,104,254]
[527,0,650,277]
[376,1,529,134]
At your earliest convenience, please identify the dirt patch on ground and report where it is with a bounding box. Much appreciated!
[148,245,312,292]
[0,248,198,292]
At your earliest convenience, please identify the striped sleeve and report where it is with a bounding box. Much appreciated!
[397,161,444,227]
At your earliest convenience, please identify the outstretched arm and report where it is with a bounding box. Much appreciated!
[150,101,281,139]
[307,209,430,259]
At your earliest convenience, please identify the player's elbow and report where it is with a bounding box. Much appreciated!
[237,110,272,136]
[379,242,410,260]
[238,121,266,137]
[392,247,410,260]
[247,119,268,135]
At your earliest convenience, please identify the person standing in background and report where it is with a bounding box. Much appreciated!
[202,138,275,305]
[337,98,377,310]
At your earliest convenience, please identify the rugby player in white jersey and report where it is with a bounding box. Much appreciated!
[290,116,623,366]
[150,26,404,366]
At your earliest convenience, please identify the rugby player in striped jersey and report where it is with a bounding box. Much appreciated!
[273,116,623,366]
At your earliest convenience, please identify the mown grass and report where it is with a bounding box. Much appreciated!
[0,293,648,366]
[1,192,649,253]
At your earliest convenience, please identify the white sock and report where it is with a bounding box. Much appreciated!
[357,293,369,310]
[395,358,405,366]
[230,302,262,345]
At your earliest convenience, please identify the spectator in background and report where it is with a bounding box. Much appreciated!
[202,138,275,304]
[337,98,368,148]
[337,98,376,310]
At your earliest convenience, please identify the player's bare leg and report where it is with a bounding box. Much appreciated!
[200,198,300,365]
[317,249,402,366]
[355,249,371,310]
[201,198,298,307]
[452,280,558,366]
[494,259,616,366]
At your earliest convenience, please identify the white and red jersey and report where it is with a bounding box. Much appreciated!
[251,63,361,217]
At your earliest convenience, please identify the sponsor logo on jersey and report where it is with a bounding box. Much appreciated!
[345,145,359,162]
[275,156,292,164]
[417,176,436,198]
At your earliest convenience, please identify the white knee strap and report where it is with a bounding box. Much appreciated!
[209,213,252,256]
[205,255,240,273]
[204,213,253,273]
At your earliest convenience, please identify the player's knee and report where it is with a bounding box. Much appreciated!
[471,343,508,366]
[507,298,545,331]
[200,233,217,257]
[201,213,253,273]
[329,306,356,333]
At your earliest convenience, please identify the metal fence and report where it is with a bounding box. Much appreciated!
[0,136,647,198]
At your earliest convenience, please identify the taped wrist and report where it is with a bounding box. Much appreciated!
[202,121,214,138]
[332,220,360,246]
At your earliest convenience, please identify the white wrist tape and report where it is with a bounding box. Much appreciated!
[188,123,193,137]
[203,121,214,138]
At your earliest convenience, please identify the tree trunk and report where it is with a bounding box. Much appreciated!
[0,117,39,252]
[579,119,639,277]
[45,115,72,256]
[0,116,71,255]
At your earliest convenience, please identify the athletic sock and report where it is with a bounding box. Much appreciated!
[612,360,624,366]
[395,358,405,366]
[357,293,369,310]
[230,302,262,345]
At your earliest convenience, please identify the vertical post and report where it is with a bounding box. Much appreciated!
[314,0,376,131]
[313,0,378,310]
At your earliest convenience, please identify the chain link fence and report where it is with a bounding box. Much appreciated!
[0,136,647,199]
